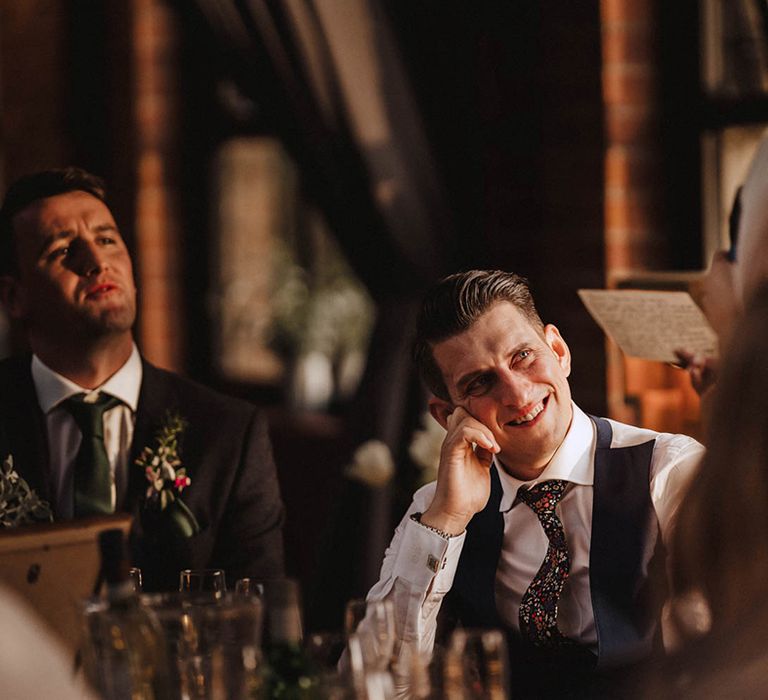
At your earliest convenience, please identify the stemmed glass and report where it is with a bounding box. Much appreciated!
[179,568,226,599]
[344,598,396,699]
[128,567,142,593]
[80,596,172,699]
[304,631,350,697]
[141,592,263,699]
[442,629,509,700]
[391,643,437,699]
[344,598,396,670]
[234,577,265,598]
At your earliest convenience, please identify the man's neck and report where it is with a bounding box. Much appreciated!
[31,333,135,389]
[497,458,551,482]
[498,408,575,482]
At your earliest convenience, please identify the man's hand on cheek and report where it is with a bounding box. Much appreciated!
[420,407,500,536]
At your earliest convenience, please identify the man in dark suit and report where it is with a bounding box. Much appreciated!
[0,167,284,591]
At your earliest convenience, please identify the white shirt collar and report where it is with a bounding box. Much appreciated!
[497,402,596,511]
[31,343,143,414]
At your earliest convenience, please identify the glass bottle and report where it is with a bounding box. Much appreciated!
[80,528,173,699]
[261,578,325,699]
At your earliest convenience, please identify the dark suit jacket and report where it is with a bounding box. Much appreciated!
[0,354,285,591]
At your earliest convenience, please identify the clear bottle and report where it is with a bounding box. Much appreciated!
[80,529,173,699]
[261,578,325,699]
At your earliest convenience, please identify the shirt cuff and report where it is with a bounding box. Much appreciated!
[392,516,465,591]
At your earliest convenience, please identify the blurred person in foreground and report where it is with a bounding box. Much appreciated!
[0,583,96,700]
[0,167,284,590]
[365,270,704,697]
[641,283,768,697]
[676,133,768,404]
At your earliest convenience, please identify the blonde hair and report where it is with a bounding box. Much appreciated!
[671,283,768,634]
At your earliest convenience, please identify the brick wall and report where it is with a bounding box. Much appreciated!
[0,2,702,432]
[0,0,185,373]
[0,1,71,185]
[601,0,702,437]
[602,0,670,276]
[131,0,185,372]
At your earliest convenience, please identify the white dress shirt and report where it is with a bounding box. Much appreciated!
[366,403,704,666]
[31,345,143,517]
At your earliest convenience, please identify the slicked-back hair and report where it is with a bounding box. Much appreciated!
[413,270,545,401]
[0,167,108,276]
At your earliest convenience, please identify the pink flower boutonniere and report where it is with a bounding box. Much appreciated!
[135,412,200,538]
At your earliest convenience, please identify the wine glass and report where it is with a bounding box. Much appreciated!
[345,630,396,700]
[141,592,263,699]
[179,568,226,599]
[392,643,438,700]
[344,598,396,682]
[128,567,142,593]
[234,577,265,598]
[262,577,303,646]
[344,599,394,637]
[80,596,173,699]
[305,631,350,696]
[442,629,509,700]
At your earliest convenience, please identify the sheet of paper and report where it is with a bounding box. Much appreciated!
[577,289,718,363]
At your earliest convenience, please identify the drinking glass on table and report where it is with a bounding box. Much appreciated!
[345,629,397,700]
[80,596,172,699]
[141,592,263,700]
[344,598,396,670]
[442,629,509,700]
[304,631,351,697]
[392,643,439,700]
[234,577,265,598]
[128,567,142,593]
[179,569,226,598]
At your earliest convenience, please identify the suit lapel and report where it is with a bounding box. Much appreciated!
[0,356,51,505]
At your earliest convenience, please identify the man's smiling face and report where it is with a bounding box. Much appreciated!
[429,301,574,479]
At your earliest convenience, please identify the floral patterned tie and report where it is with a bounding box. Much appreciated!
[517,479,573,647]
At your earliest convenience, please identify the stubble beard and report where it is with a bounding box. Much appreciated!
[43,289,137,343]
[80,296,137,337]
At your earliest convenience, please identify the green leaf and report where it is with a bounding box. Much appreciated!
[167,498,200,538]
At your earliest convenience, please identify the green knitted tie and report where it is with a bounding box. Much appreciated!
[62,392,122,516]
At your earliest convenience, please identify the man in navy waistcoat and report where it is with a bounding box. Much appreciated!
[366,270,703,697]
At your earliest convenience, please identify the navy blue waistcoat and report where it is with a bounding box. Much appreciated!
[446,415,662,670]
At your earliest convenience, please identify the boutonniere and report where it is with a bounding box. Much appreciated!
[0,454,53,527]
[135,412,200,538]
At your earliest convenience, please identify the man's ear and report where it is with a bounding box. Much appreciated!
[428,396,454,430]
[0,275,27,319]
[544,324,571,377]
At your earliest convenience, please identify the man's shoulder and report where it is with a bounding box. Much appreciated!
[0,354,31,375]
[602,418,704,457]
[0,355,32,392]
[592,414,702,451]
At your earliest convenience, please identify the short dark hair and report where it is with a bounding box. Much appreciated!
[0,167,108,275]
[413,270,545,400]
